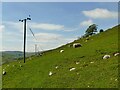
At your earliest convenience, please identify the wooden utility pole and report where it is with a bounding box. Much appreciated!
[19,16,31,63]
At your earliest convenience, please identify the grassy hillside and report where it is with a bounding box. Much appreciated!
[2,25,119,88]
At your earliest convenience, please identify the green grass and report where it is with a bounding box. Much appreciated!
[2,25,119,88]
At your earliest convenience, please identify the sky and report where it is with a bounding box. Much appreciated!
[0,2,118,52]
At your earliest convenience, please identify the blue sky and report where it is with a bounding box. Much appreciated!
[1,2,118,52]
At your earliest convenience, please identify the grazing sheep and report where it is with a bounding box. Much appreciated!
[55,66,58,69]
[49,71,53,76]
[69,67,76,71]
[60,50,64,53]
[90,62,94,64]
[73,43,82,48]
[75,61,80,64]
[103,55,110,59]
[3,70,6,75]
[114,53,120,56]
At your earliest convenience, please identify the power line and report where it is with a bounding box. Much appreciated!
[28,28,44,52]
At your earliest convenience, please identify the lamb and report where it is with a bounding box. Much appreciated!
[114,53,120,56]
[69,67,76,71]
[3,70,6,75]
[49,71,53,76]
[60,50,64,53]
[103,55,110,59]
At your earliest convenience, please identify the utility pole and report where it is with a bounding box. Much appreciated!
[35,44,37,55]
[19,15,31,63]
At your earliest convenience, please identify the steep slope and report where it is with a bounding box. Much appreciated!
[2,25,119,88]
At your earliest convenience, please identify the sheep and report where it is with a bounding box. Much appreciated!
[3,70,6,75]
[114,53,120,56]
[90,62,94,64]
[49,71,53,76]
[103,55,110,59]
[55,66,58,69]
[75,61,80,64]
[73,43,82,48]
[69,67,76,71]
[60,50,64,53]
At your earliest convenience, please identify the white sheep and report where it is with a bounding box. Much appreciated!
[60,50,64,53]
[114,53,120,56]
[90,62,94,64]
[3,70,6,75]
[75,62,80,64]
[55,66,58,69]
[103,55,110,59]
[69,67,76,71]
[49,71,53,76]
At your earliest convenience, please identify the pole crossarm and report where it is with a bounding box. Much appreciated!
[19,15,31,63]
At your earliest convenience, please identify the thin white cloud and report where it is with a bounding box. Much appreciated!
[26,32,75,52]
[35,32,62,42]
[0,25,5,32]
[80,19,94,26]
[82,8,118,19]
[30,22,64,30]
[3,21,23,33]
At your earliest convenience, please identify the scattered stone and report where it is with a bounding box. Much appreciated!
[115,79,118,81]
[7,65,9,67]
[13,65,15,67]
